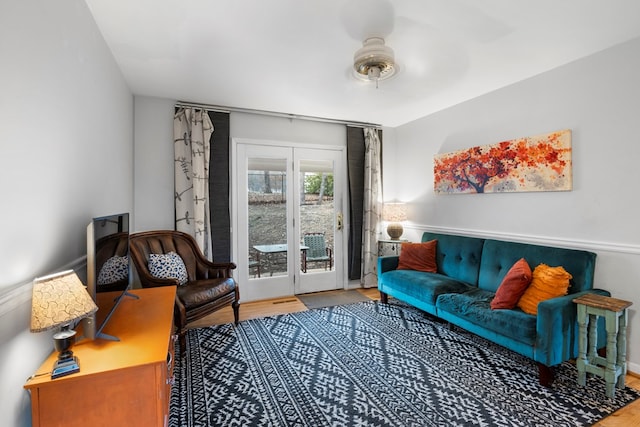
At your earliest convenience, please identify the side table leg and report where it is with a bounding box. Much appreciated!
[616,310,628,389]
[576,304,588,387]
[605,310,620,398]
[587,314,598,363]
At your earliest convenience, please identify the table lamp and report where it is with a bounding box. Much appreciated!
[30,270,98,379]
[382,202,407,239]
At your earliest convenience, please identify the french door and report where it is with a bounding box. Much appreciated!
[234,140,345,302]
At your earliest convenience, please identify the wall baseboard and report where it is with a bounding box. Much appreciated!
[0,256,87,318]
[406,224,640,255]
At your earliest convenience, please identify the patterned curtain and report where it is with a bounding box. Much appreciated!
[361,128,382,287]
[173,108,213,259]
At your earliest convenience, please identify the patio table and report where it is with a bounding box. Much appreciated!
[253,244,309,276]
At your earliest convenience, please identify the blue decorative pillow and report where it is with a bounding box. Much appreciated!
[148,252,188,285]
[97,255,129,286]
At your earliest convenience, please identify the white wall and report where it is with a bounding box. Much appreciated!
[389,37,640,370]
[0,1,133,425]
[230,112,346,145]
[133,97,176,231]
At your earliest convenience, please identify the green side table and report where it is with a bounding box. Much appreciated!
[573,293,632,398]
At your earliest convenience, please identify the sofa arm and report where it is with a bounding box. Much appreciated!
[535,288,610,366]
[377,256,399,275]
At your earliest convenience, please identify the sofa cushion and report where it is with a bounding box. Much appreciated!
[421,232,484,286]
[490,258,532,309]
[479,238,595,293]
[517,264,572,315]
[380,269,472,305]
[397,240,437,273]
[437,288,537,345]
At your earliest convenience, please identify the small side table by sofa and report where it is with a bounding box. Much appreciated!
[378,239,407,257]
[573,293,632,398]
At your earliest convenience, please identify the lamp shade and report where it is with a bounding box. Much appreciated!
[382,202,408,239]
[30,270,98,333]
[382,202,407,222]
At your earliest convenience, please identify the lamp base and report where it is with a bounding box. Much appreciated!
[387,223,404,240]
[51,355,80,379]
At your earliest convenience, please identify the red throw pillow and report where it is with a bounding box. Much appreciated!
[491,258,532,310]
[397,240,437,273]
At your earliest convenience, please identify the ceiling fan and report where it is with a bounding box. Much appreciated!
[344,0,397,87]
[353,37,397,87]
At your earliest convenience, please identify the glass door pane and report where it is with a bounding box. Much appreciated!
[248,159,288,278]
[295,148,342,294]
[235,143,294,302]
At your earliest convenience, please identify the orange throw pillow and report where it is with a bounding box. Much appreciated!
[517,263,572,315]
[397,240,437,273]
[490,258,532,310]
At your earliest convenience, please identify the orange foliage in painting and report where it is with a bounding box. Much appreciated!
[434,130,571,194]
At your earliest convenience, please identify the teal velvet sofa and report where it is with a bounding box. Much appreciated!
[378,231,609,385]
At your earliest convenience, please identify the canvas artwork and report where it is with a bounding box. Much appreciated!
[434,129,572,194]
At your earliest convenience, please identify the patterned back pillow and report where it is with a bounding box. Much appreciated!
[148,251,189,285]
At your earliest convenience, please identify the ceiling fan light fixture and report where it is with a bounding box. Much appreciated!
[353,37,398,85]
[368,66,381,80]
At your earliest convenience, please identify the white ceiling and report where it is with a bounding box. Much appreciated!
[85,0,640,127]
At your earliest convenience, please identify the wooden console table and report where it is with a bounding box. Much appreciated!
[24,286,177,427]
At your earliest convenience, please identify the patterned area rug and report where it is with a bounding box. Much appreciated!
[170,301,639,426]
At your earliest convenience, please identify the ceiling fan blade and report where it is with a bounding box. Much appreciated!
[390,16,469,82]
[340,0,395,41]
[398,0,512,44]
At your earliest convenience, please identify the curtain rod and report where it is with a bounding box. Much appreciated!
[175,101,382,129]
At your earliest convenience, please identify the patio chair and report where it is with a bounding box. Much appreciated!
[249,250,261,278]
[302,232,333,272]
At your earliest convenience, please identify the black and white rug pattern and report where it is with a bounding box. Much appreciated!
[170,300,639,426]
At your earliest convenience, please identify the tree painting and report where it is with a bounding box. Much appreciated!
[434,130,572,194]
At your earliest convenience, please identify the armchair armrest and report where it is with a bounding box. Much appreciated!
[535,288,610,366]
[196,257,237,279]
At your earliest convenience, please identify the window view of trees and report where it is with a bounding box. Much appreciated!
[304,173,334,202]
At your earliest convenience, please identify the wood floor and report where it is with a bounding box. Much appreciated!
[187,287,640,426]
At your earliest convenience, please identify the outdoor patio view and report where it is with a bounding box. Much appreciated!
[248,169,334,278]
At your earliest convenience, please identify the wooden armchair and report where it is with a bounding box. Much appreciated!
[129,230,239,353]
